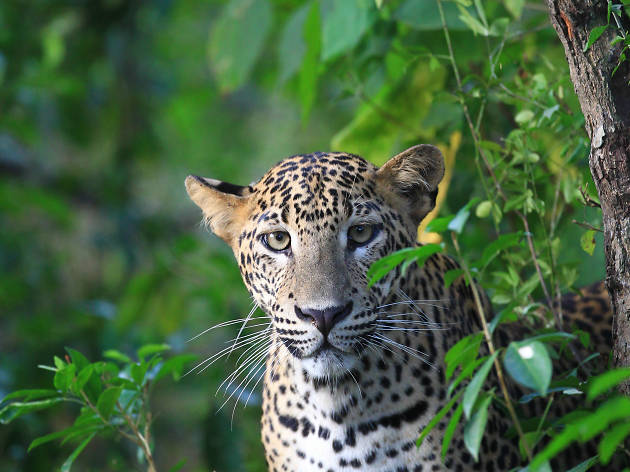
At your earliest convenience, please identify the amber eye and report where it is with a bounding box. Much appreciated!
[348,224,374,246]
[264,231,291,251]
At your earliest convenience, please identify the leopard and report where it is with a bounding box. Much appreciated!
[185,145,614,472]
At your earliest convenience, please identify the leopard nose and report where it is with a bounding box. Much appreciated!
[295,302,353,338]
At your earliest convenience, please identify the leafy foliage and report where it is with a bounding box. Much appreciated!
[1,346,194,471]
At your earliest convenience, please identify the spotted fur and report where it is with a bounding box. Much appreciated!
[186,146,614,471]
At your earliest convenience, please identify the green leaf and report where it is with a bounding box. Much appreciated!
[28,422,102,452]
[445,332,483,381]
[447,357,485,399]
[1,389,59,403]
[444,268,464,289]
[515,109,535,125]
[277,5,309,83]
[475,200,492,218]
[583,25,608,52]
[580,230,596,255]
[598,423,630,465]
[463,394,492,461]
[169,459,188,472]
[131,362,149,385]
[587,368,630,401]
[137,343,170,361]
[503,340,551,395]
[154,354,197,382]
[463,352,499,419]
[566,455,599,472]
[65,348,90,371]
[442,401,464,459]
[504,0,525,18]
[425,214,455,233]
[0,398,65,424]
[367,244,442,287]
[448,198,480,234]
[75,365,94,393]
[417,389,464,447]
[320,0,375,61]
[599,421,630,464]
[96,387,122,420]
[54,363,76,392]
[531,396,630,468]
[103,349,131,364]
[524,332,576,344]
[208,0,272,93]
[299,2,321,123]
[60,432,96,472]
[457,5,489,36]
[475,232,523,269]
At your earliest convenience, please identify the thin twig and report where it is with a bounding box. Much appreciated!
[572,219,603,232]
[117,399,157,472]
[436,0,561,331]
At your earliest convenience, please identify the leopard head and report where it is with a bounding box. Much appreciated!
[186,145,444,378]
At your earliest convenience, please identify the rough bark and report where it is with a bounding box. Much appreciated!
[546,0,630,387]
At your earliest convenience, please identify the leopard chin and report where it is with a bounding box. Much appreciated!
[299,345,359,380]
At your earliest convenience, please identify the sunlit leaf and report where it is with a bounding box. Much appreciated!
[503,341,551,395]
[531,396,630,468]
[599,421,630,464]
[504,0,524,18]
[587,368,630,401]
[137,343,170,361]
[103,349,131,364]
[367,244,442,287]
[445,332,483,381]
[580,230,596,255]
[448,197,480,234]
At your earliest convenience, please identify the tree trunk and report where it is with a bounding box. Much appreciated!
[546,1,630,388]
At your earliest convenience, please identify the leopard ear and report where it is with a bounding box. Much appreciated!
[376,144,445,224]
[185,175,252,245]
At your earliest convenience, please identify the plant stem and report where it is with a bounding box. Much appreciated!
[117,400,157,472]
[451,231,533,461]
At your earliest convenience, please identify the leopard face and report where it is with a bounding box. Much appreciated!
[186,146,444,379]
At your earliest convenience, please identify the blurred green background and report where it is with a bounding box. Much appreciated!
[0,0,605,471]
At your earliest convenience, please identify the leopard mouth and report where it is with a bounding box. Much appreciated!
[310,339,344,357]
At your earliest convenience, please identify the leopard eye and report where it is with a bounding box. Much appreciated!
[347,224,374,246]
[264,231,291,251]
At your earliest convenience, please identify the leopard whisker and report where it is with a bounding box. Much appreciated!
[366,334,408,364]
[373,325,447,332]
[185,331,269,376]
[374,299,448,310]
[226,303,261,360]
[372,333,436,369]
[217,340,271,395]
[186,315,270,343]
